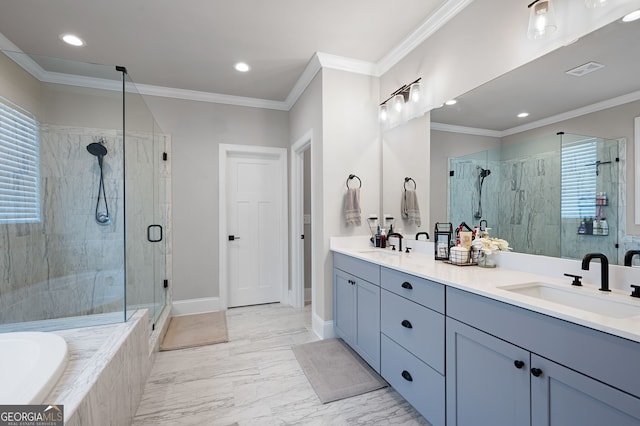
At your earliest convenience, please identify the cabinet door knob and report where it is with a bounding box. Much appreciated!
[401,370,413,382]
[401,319,413,329]
[531,367,543,377]
[401,282,413,290]
[514,360,525,369]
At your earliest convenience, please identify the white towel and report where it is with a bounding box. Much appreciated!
[345,188,361,226]
[401,189,421,226]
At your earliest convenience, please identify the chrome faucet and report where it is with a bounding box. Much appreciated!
[387,232,404,252]
[581,253,610,292]
[623,250,640,267]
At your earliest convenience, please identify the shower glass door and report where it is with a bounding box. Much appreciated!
[124,73,167,326]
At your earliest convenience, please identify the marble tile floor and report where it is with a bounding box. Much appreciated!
[133,303,430,425]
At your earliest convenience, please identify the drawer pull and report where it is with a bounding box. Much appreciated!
[401,281,413,290]
[401,370,413,382]
[401,319,413,329]
[514,360,525,369]
[531,367,543,377]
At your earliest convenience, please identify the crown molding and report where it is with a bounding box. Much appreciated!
[376,0,474,75]
[431,122,503,138]
[501,89,640,137]
[135,83,289,110]
[433,89,640,138]
[284,53,323,110]
[316,52,378,76]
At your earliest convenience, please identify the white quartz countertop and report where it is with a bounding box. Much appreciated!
[331,240,640,344]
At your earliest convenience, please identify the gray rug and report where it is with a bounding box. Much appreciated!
[293,338,387,404]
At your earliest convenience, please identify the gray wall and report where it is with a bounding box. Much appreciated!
[143,96,289,302]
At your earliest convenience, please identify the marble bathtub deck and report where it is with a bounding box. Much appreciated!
[133,303,429,425]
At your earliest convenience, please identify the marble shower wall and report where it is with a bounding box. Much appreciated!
[0,125,125,324]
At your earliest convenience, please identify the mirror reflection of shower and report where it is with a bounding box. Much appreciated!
[86,138,111,225]
[474,166,491,219]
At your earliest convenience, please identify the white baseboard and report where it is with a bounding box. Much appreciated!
[304,287,311,302]
[312,312,335,340]
[171,297,221,316]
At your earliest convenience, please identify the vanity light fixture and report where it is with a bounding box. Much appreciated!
[234,62,250,72]
[527,0,557,40]
[378,77,423,124]
[622,10,640,22]
[60,33,85,47]
[517,112,530,118]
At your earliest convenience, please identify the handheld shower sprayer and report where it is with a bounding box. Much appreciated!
[86,139,111,225]
[474,166,491,219]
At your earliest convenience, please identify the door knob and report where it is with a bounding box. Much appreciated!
[401,282,413,290]
[514,360,525,369]
[228,235,241,241]
[401,370,413,382]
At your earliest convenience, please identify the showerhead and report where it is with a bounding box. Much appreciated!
[478,167,491,178]
[86,142,107,157]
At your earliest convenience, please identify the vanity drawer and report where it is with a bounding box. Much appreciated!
[381,267,444,313]
[381,334,445,426]
[333,252,380,285]
[381,289,444,374]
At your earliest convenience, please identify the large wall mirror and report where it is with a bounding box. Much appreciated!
[380,17,640,264]
[427,17,640,265]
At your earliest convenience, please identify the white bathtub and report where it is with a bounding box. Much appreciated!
[0,332,68,404]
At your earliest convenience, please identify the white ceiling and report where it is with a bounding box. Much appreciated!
[0,0,451,102]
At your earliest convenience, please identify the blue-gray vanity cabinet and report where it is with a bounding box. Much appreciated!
[446,317,531,426]
[380,267,445,426]
[530,355,640,426]
[446,286,640,426]
[333,253,380,372]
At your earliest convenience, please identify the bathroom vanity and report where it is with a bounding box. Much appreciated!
[332,242,640,426]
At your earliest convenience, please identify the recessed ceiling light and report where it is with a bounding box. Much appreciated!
[622,10,640,22]
[234,62,250,72]
[60,34,85,47]
[517,112,530,118]
[445,99,457,106]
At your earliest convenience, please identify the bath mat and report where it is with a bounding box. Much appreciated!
[160,311,228,351]
[293,338,387,404]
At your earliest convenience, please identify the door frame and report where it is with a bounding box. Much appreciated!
[290,130,315,309]
[219,143,288,309]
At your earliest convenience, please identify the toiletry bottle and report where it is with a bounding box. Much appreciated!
[380,228,387,248]
[578,219,586,235]
[601,218,608,236]
[375,226,381,247]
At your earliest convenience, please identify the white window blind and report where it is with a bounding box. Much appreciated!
[0,96,40,223]
[561,138,597,219]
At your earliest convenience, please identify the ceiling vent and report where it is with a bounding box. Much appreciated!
[565,61,605,77]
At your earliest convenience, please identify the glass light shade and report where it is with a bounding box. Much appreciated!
[409,83,422,103]
[528,0,557,40]
[584,0,608,8]
[379,104,388,122]
[392,94,405,112]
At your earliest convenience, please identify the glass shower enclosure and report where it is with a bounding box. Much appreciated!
[0,50,168,331]
[448,132,619,263]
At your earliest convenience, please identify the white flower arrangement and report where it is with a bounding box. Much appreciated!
[471,237,511,255]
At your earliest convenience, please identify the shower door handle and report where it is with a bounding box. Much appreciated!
[147,224,163,243]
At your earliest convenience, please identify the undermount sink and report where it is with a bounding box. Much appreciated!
[357,249,401,258]
[499,282,640,319]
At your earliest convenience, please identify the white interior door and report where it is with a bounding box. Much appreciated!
[226,152,283,307]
